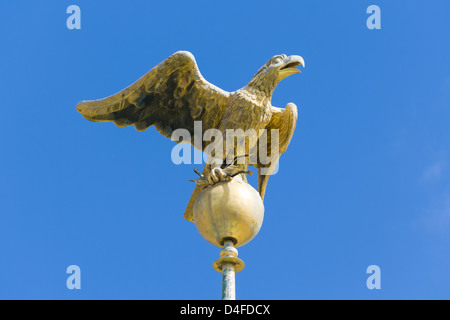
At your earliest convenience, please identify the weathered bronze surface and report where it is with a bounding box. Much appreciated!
[76,51,303,221]
[193,175,264,248]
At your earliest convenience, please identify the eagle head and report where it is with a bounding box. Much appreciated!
[247,54,305,97]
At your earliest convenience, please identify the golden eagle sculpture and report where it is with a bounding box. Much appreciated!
[76,51,304,222]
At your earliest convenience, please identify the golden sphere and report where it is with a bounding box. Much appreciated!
[193,175,264,248]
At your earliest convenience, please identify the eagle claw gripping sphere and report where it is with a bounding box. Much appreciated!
[193,176,264,248]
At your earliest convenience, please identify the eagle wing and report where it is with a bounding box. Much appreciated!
[257,103,298,199]
[76,51,231,147]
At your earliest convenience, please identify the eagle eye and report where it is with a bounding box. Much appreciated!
[272,56,283,65]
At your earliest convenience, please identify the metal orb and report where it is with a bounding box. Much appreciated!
[193,175,264,248]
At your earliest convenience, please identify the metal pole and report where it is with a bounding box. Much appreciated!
[221,261,236,300]
[213,240,245,300]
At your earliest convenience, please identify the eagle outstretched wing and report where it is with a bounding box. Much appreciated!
[76,51,231,147]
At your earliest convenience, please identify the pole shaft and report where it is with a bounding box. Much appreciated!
[221,262,236,300]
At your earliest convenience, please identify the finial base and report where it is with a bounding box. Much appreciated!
[212,240,245,300]
[213,256,245,274]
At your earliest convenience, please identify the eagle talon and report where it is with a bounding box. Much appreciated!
[206,167,223,184]
[190,166,253,187]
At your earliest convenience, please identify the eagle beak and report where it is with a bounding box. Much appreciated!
[278,55,305,81]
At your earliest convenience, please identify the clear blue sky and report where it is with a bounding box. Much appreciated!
[1,0,449,299]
